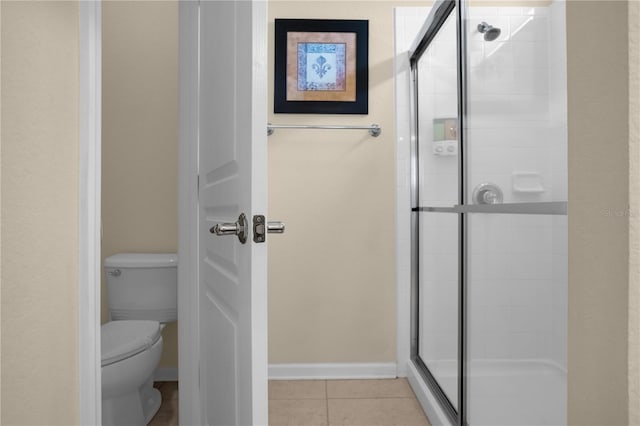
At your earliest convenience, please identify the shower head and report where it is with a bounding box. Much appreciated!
[477,21,501,41]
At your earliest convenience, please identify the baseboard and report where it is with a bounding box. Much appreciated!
[268,363,397,380]
[154,363,397,382]
[154,367,178,382]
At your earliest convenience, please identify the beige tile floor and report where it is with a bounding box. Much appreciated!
[270,379,431,426]
[150,381,179,426]
[149,379,431,426]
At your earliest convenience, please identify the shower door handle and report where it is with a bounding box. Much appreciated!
[210,213,248,244]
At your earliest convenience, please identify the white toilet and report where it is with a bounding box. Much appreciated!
[101,253,178,426]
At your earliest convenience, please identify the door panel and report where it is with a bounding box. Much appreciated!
[413,7,460,412]
[202,296,238,426]
[464,3,567,425]
[182,1,268,425]
[418,212,459,407]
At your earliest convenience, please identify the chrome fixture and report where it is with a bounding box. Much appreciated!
[211,214,285,245]
[477,21,501,41]
[268,123,382,137]
[267,222,285,233]
[472,182,504,204]
[252,215,286,243]
[210,213,248,244]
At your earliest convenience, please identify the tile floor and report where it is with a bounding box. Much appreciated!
[149,379,431,426]
[150,381,179,426]
[270,379,431,426]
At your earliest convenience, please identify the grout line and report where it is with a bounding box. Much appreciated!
[326,396,417,399]
[325,380,330,426]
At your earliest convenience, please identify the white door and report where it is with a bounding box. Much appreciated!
[179,1,268,425]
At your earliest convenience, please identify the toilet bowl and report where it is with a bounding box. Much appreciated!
[101,253,177,426]
[102,320,163,425]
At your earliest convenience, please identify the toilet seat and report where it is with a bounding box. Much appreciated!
[101,320,161,367]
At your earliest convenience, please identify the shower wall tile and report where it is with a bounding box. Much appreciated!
[508,279,546,306]
[432,94,457,118]
[467,209,561,361]
[499,7,522,16]
[513,41,549,69]
[510,254,553,280]
[510,226,553,254]
[470,7,499,18]
[484,333,513,358]
[510,332,539,358]
[394,7,431,50]
[510,16,549,42]
[398,2,567,371]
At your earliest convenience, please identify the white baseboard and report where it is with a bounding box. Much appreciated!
[154,367,178,382]
[154,363,397,382]
[268,363,397,380]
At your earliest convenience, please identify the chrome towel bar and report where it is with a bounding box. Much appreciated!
[267,123,381,137]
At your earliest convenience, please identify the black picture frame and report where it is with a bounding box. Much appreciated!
[274,19,369,114]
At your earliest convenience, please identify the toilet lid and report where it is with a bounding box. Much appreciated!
[101,320,161,367]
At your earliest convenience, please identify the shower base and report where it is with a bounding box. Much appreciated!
[409,359,566,425]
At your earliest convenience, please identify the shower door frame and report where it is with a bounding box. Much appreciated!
[409,1,568,425]
[409,2,464,424]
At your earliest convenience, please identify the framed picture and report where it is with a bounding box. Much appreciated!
[274,19,369,114]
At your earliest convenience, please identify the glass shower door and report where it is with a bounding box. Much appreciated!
[412,6,461,419]
[410,1,568,424]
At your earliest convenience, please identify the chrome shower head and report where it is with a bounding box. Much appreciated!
[477,21,501,41]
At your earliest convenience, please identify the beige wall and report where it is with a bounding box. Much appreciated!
[567,1,630,424]
[102,1,179,369]
[1,1,79,424]
[267,1,410,363]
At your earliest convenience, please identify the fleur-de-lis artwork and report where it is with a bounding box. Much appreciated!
[274,18,368,113]
[312,55,331,78]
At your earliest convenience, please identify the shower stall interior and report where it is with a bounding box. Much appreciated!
[398,0,568,424]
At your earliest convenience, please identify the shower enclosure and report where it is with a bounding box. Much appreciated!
[404,0,567,424]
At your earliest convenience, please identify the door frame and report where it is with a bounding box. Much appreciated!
[79,1,102,425]
[177,1,201,423]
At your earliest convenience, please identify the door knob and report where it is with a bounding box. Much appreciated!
[210,213,248,244]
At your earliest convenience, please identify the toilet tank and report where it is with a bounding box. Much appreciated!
[105,253,178,323]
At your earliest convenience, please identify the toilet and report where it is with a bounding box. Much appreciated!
[101,253,178,426]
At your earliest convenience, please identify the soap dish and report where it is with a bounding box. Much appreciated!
[512,172,544,193]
